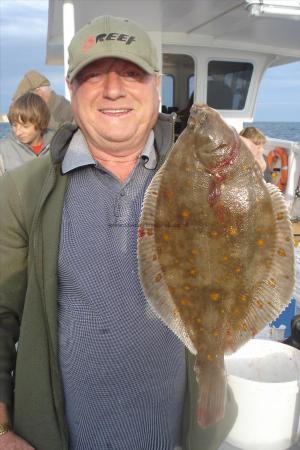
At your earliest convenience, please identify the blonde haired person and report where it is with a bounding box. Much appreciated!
[0,92,54,173]
[239,126,266,146]
[239,126,268,174]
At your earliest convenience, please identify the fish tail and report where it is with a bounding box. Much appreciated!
[195,357,227,428]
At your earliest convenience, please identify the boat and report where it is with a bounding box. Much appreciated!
[46,1,300,448]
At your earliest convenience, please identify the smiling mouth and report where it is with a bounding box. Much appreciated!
[99,108,132,115]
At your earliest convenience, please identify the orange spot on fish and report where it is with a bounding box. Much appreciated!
[191,249,199,255]
[239,294,248,302]
[184,285,191,291]
[256,239,265,247]
[278,248,286,257]
[155,273,162,283]
[223,255,229,261]
[207,353,214,361]
[189,268,197,277]
[147,228,153,236]
[227,226,238,236]
[163,233,170,241]
[235,266,241,273]
[210,292,221,302]
[210,230,219,238]
[181,209,191,219]
[180,298,189,306]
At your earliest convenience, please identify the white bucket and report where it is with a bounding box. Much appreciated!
[224,339,300,450]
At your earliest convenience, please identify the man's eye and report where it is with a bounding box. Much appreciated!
[82,72,104,83]
[122,70,146,81]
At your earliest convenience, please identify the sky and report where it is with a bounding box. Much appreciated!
[0,0,300,122]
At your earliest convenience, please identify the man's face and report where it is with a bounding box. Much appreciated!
[11,120,42,146]
[68,58,160,155]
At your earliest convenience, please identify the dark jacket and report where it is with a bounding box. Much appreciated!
[0,114,237,450]
[47,91,73,131]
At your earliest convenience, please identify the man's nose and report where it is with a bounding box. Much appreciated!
[102,71,125,99]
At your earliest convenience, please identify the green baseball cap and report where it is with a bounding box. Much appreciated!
[67,15,160,82]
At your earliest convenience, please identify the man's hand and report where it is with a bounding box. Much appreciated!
[0,431,35,449]
[0,403,34,449]
[240,136,267,173]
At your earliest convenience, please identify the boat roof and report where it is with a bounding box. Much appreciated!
[47,0,300,67]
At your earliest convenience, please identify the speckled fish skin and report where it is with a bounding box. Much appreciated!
[138,104,294,428]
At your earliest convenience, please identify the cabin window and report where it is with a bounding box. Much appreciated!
[162,54,195,114]
[161,74,174,113]
[188,75,194,98]
[207,61,253,110]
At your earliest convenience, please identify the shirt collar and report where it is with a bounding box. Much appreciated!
[62,129,157,174]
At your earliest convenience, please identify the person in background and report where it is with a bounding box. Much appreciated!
[0,15,267,450]
[0,92,54,174]
[239,126,271,179]
[12,70,73,131]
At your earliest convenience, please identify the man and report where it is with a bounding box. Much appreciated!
[12,70,73,131]
[0,15,267,450]
[0,92,54,174]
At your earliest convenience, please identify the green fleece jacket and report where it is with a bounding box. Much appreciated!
[0,115,237,450]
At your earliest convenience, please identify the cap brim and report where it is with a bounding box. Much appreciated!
[67,50,159,82]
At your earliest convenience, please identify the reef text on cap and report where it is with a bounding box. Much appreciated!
[67,15,160,81]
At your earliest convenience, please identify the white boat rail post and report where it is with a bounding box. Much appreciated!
[148,31,162,110]
[63,0,75,100]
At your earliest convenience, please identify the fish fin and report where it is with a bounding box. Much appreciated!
[195,357,227,428]
[138,168,196,354]
[231,183,295,349]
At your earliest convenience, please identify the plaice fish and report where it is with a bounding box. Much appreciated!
[138,104,295,428]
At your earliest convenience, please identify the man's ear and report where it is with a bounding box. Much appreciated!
[66,78,74,98]
[155,74,161,91]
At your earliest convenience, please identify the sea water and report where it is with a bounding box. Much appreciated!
[1,121,300,141]
[245,121,300,142]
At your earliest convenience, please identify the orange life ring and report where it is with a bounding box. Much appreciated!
[267,147,288,192]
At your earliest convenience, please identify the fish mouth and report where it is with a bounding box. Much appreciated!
[188,103,209,127]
